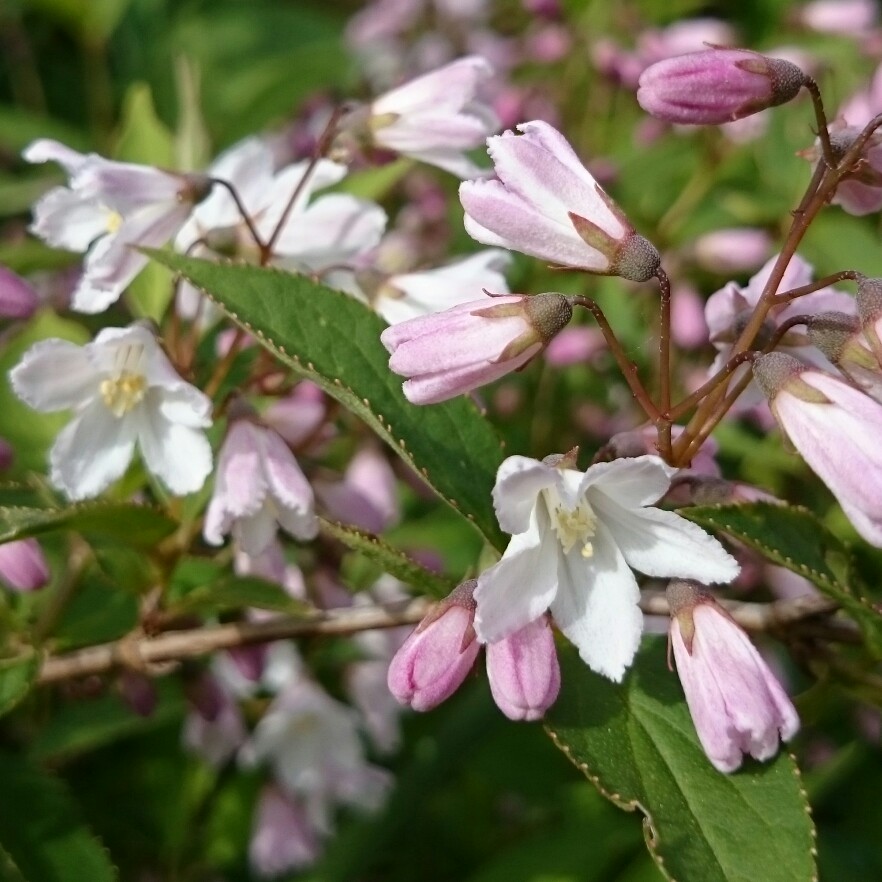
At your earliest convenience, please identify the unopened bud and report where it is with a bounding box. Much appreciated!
[637,48,807,125]
[387,580,480,711]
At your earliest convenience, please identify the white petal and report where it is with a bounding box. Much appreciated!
[581,455,676,508]
[235,505,279,556]
[550,522,643,682]
[10,339,96,412]
[474,504,559,643]
[591,496,740,584]
[492,455,559,535]
[272,194,386,271]
[29,187,108,251]
[50,403,136,500]
[135,409,212,495]
[262,430,318,541]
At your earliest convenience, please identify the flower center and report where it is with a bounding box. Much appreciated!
[100,371,147,417]
[543,487,598,558]
[105,210,123,234]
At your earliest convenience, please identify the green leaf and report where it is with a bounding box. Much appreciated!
[319,517,454,598]
[682,501,882,653]
[0,501,176,547]
[545,640,816,882]
[29,681,186,762]
[0,752,117,882]
[145,252,507,549]
[0,655,38,718]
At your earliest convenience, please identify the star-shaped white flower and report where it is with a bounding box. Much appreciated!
[11,324,212,500]
[474,454,740,681]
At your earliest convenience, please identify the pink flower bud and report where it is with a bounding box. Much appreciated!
[753,352,882,545]
[0,538,50,592]
[637,48,807,125]
[381,292,572,404]
[387,581,480,711]
[460,121,660,281]
[485,615,560,721]
[667,580,799,773]
[0,266,39,319]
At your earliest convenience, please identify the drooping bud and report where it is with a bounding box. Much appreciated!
[485,615,560,721]
[666,579,799,773]
[387,580,481,711]
[381,293,571,405]
[461,120,660,280]
[637,48,807,125]
[754,356,882,546]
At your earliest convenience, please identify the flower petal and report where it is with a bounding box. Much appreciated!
[50,403,136,499]
[474,504,559,643]
[10,339,96,412]
[491,455,559,535]
[591,496,740,583]
[550,522,643,681]
[581,454,676,508]
[135,410,212,496]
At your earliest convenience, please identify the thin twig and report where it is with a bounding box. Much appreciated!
[32,592,849,686]
[803,77,837,170]
[571,295,661,420]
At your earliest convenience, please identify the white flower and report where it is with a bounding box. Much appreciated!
[241,677,391,834]
[24,139,209,313]
[203,419,319,555]
[368,55,499,178]
[474,454,740,681]
[10,323,212,499]
[175,137,387,276]
[350,249,511,325]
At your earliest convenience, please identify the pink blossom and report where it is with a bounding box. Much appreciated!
[381,292,572,404]
[204,419,318,555]
[25,139,210,313]
[366,56,499,178]
[705,253,856,413]
[0,538,50,592]
[485,615,560,720]
[460,121,660,280]
[753,352,882,545]
[387,582,480,711]
[315,446,400,534]
[637,49,806,125]
[667,580,799,773]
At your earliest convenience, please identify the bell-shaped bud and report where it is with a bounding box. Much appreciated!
[667,580,799,773]
[460,120,660,281]
[381,292,572,404]
[808,311,882,401]
[753,352,882,545]
[485,615,560,721]
[637,48,807,125]
[387,580,481,711]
